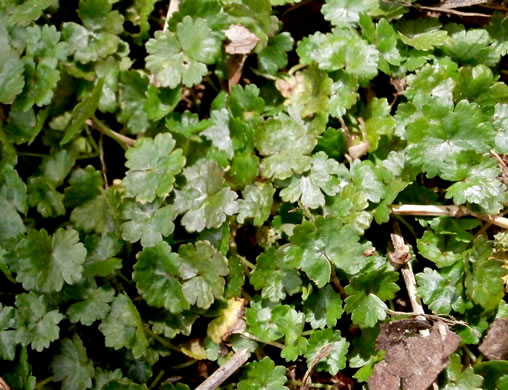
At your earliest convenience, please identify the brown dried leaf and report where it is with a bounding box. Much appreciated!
[227,55,247,89]
[225,25,259,55]
[479,318,508,360]
[369,321,460,390]
[207,298,246,344]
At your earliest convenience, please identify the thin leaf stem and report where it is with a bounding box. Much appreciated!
[240,332,284,349]
[171,359,197,369]
[463,345,477,363]
[149,369,166,390]
[239,256,255,270]
[144,327,181,352]
[35,376,54,389]
[88,117,135,150]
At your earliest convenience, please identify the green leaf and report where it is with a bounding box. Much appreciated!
[13,228,87,292]
[63,0,124,63]
[246,298,284,341]
[474,361,508,390]
[443,24,499,66]
[67,286,115,326]
[465,239,507,312]
[178,241,229,309]
[398,18,448,51]
[125,0,157,44]
[272,305,307,361]
[276,65,331,118]
[42,149,75,187]
[51,335,95,390]
[303,285,344,329]
[133,241,189,313]
[61,78,104,145]
[166,110,213,138]
[117,71,151,134]
[416,262,466,315]
[304,328,349,375]
[14,24,67,110]
[201,108,234,159]
[83,233,123,277]
[145,16,221,88]
[344,265,399,327]
[103,380,148,390]
[257,32,294,74]
[237,357,289,390]
[14,292,64,352]
[328,71,359,118]
[0,304,16,360]
[297,29,379,82]
[123,132,186,203]
[7,0,53,26]
[417,230,468,268]
[237,182,275,226]
[92,368,123,390]
[229,84,265,121]
[99,294,148,359]
[445,155,506,214]
[6,106,48,145]
[121,200,174,247]
[322,0,378,27]
[349,159,385,204]
[64,166,103,208]
[0,196,26,243]
[363,97,395,151]
[289,217,373,286]
[173,160,238,233]
[0,54,25,104]
[443,354,483,390]
[280,151,345,209]
[27,176,65,217]
[256,111,322,180]
[250,247,302,302]
[149,311,197,339]
[453,65,508,107]
[487,12,508,56]
[0,16,25,103]
[3,347,37,390]
[405,98,494,179]
[70,190,117,234]
[168,0,229,32]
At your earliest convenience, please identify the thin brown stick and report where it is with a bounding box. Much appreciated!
[301,343,334,390]
[439,0,488,8]
[0,377,11,390]
[195,348,250,390]
[390,221,428,337]
[382,0,492,17]
[163,0,180,32]
[99,134,108,188]
[390,204,508,229]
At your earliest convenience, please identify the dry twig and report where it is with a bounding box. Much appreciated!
[195,348,250,390]
[390,204,508,229]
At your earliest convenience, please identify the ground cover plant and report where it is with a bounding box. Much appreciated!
[1,0,508,389]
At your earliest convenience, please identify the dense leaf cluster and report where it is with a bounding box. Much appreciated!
[0,0,507,389]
